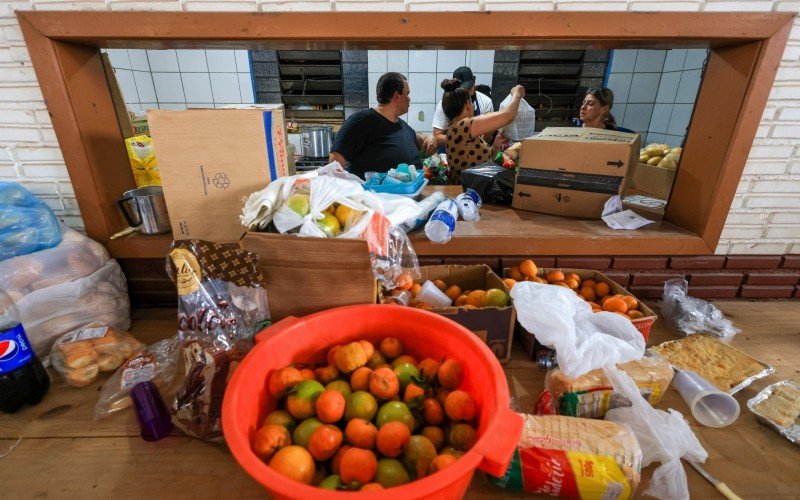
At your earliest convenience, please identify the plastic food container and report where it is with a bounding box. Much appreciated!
[363,172,426,195]
[222,304,522,500]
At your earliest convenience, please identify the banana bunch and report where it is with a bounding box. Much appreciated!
[639,143,682,169]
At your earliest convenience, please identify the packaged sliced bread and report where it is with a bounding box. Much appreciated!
[536,357,674,419]
[489,414,642,499]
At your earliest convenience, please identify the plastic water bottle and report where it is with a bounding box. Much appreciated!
[424,198,459,244]
[0,290,50,413]
[398,191,446,233]
[456,188,482,222]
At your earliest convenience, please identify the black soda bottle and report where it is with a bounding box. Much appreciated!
[0,290,50,413]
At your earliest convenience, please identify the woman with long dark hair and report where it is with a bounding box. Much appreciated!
[440,79,525,178]
[579,87,618,130]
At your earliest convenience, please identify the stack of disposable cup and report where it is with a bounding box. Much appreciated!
[415,281,452,308]
[673,370,740,427]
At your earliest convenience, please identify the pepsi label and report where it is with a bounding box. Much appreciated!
[0,323,34,374]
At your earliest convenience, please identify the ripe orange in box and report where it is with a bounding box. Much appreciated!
[622,295,638,311]
[466,290,486,308]
[444,285,462,301]
[579,287,597,302]
[433,279,447,292]
[503,278,517,290]
[581,279,597,289]
[594,281,611,298]
[546,270,565,283]
[628,310,645,319]
[396,273,413,291]
[509,266,525,281]
[519,259,538,278]
[603,296,628,314]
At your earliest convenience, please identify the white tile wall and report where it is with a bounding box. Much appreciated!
[0,2,797,256]
[387,51,409,73]
[628,73,661,103]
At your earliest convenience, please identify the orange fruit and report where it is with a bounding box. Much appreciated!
[286,379,325,419]
[262,409,295,430]
[401,435,438,480]
[444,285,462,301]
[454,294,468,307]
[444,390,477,421]
[429,454,458,474]
[269,446,316,484]
[376,420,411,457]
[565,272,580,283]
[344,391,378,422]
[396,273,413,291]
[366,350,387,370]
[482,288,509,307]
[600,295,613,306]
[268,366,303,398]
[594,281,611,298]
[308,424,344,461]
[448,423,477,451]
[316,389,346,423]
[433,279,447,292]
[391,355,418,369]
[503,278,517,290]
[331,445,351,475]
[466,290,486,308]
[345,418,378,449]
[379,337,403,360]
[628,310,645,319]
[339,447,378,484]
[422,397,445,426]
[375,458,410,488]
[533,276,547,284]
[350,366,373,391]
[417,358,441,383]
[564,278,580,290]
[326,345,341,366]
[622,295,638,311]
[438,359,463,390]
[421,426,445,450]
[579,287,597,302]
[333,342,368,373]
[519,259,538,278]
[581,279,597,289]
[314,364,339,385]
[410,283,422,297]
[358,340,375,360]
[509,266,525,281]
[546,270,565,283]
[369,366,400,400]
[435,388,451,410]
[603,297,628,314]
[360,483,384,491]
[554,282,570,289]
[253,423,291,460]
[403,383,425,406]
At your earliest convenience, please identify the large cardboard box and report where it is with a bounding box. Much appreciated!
[506,267,657,361]
[148,106,290,243]
[513,128,641,219]
[240,232,378,322]
[630,162,676,200]
[418,265,515,363]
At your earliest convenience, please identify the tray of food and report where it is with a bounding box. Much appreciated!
[747,380,800,445]
[649,333,773,395]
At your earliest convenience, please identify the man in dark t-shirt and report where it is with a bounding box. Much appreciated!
[329,72,437,179]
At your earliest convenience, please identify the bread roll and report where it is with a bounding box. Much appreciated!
[53,341,98,369]
[543,357,674,418]
[65,364,100,387]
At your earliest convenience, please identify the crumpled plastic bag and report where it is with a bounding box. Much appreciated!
[0,181,61,261]
[661,278,740,342]
[511,282,645,379]
[499,93,536,141]
[605,366,708,500]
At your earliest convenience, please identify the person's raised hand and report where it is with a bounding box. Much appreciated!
[511,85,526,99]
[422,135,437,156]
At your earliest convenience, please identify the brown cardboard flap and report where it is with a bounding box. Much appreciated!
[148,107,288,243]
[630,162,677,200]
[513,184,614,220]
[240,231,376,321]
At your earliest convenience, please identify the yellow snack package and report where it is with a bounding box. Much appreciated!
[125,134,161,187]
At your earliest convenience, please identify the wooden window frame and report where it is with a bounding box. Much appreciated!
[16,11,794,257]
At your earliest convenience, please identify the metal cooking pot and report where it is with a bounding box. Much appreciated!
[115,186,171,236]
[300,125,333,158]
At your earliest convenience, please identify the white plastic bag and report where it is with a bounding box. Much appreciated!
[499,93,536,141]
[662,278,740,342]
[0,227,109,302]
[605,366,708,500]
[511,282,645,379]
[16,259,130,355]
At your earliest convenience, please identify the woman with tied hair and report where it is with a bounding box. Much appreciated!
[440,78,525,181]
[579,86,622,130]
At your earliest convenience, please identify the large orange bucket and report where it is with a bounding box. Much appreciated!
[222,304,522,499]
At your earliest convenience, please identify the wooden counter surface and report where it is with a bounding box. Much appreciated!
[1,301,798,498]
[105,186,710,259]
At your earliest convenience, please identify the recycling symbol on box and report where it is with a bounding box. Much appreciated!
[212,173,230,189]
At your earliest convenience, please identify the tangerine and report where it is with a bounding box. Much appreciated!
[519,259,538,278]
[503,278,517,290]
[401,435,438,480]
[316,389,346,424]
[358,340,376,360]
[509,266,525,281]
[345,418,378,449]
[546,270,565,283]
[628,310,645,319]
[268,366,303,398]
[445,390,477,421]
[391,354,418,369]
[433,279,447,292]
[417,358,441,383]
[375,458,410,488]
[292,417,323,448]
[308,424,343,461]
[262,409,295,431]
[339,448,378,484]
[454,294,469,307]
[581,279,597,289]
[420,426,445,451]
[360,483,384,491]
[594,281,611,298]
[410,283,422,297]
[579,287,597,302]
[326,345,341,366]
[565,272,581,284]
[564,278,580,290]
[444,285,462,301]
[438,359,463,390]
[331,445,351,475]
[333,342,368,373]
[366,350,388,370]
[449,423,477,451]
[622,295,638,311]
[466,290,486,308]
[379,337,403,360]
[253,423,291,460]
[349,366,373,391]
[344,391,378,422]
[286,379,325,419]
[396,273,413,291]
[403,383,425,407]
[422,397,445,426]
[369,366,400,400]
[603,297,628,314]
[314,364,339,385]
[429,454,458,474]
[376,420,411,457]
[269,446,315,484]
[325,380,353,400]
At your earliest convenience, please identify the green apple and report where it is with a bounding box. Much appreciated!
[286,193,311,216]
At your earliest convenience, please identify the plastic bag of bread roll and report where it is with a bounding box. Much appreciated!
[536,357,674,418]
[48,326,146,387]
[488,414,642,499]
[94,336,181,420]
[0,227,108,302]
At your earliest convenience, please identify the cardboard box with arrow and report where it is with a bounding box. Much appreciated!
[512,127,640,219]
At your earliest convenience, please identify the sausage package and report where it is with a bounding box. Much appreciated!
[489,414,642,499]
[166,240,270,441]
[536,357,674,419]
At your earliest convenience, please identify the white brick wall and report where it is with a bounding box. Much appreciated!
[0,0,798,256]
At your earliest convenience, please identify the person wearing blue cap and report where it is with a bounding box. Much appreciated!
[431,67,494,149]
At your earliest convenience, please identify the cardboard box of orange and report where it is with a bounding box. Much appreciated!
[240,232,378,322]
[513,127,640,219]
[148,105,290,243]
[415,265,515,363]
[505,267,656,361]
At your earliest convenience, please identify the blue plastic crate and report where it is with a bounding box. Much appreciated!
[363,172,426,195]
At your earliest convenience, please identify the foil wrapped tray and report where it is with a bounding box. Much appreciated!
[747,380,800,445]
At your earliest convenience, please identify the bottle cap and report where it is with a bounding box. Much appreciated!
[131,381,173,441]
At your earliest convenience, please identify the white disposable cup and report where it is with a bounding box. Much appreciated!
[673,370,740,428]
[416,280,452,308]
